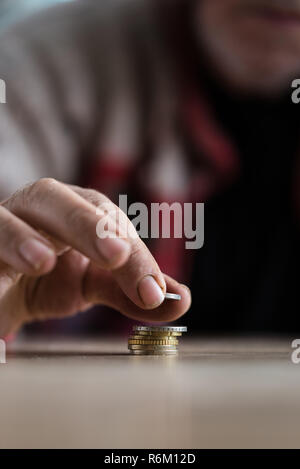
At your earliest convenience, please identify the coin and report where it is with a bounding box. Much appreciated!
[164,293,181,300]
[131,331,182,337]
[129,334,180,340]
[128,339,179,345]
[129,349,178,355]
[133,326,187,332]
[128,344,178,350]
[128,325,187,356]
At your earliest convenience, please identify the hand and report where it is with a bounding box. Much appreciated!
[0,178,191,337]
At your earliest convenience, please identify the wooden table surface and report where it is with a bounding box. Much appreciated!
[0,337,299,449]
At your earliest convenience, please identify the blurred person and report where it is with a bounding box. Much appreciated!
[0,0,300,337]
[0,0,67,30]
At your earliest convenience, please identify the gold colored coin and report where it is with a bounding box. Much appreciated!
[128,344,178,350]
[129,324,186,356]
[128,339,179,346]
[129,335,179,341]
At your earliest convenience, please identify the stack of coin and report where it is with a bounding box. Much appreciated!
[128,325,187,355]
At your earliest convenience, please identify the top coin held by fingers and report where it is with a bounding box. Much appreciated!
[164,293,181,300]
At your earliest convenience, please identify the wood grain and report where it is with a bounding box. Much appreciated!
[0,337,299,448]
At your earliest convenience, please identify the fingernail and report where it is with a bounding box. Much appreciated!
[181,284,192,296]
[138,275,165,308]
[96,237,129,266]
[19,239,55,270]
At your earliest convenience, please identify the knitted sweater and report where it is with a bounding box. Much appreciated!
[0,0,188,201]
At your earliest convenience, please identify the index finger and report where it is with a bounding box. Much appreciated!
[5,179,166,309]
[68,184,168,310]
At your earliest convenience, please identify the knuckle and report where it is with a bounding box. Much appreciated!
[14,178,59,211]
[30,177,58,195]
[2,183,30,211]
[3,178,60,213]
[85,189,105,206]
[128,239,143,260]
[38,177,58,187]
[23,178,60,210]
[66,205,91,231]
[75,186,110,208]
[115,240,145,277]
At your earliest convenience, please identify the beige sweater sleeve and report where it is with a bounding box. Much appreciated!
[0,0,162,201]
[0,0,112,200]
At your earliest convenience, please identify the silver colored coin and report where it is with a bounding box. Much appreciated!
[128,344,178,350]
[133,325,187,333]
[164,293,181,301]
